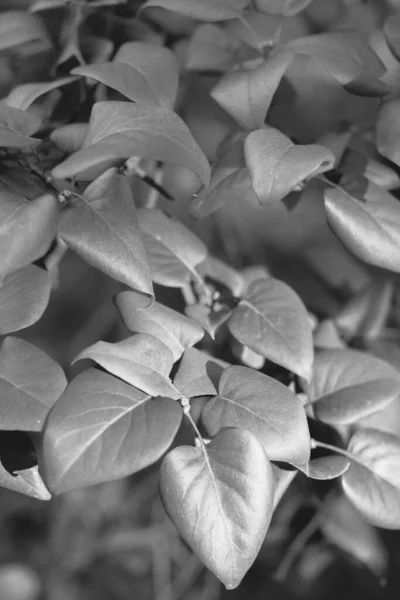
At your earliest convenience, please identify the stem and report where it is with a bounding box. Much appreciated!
[311,439,354,462]
[182,399,209,454]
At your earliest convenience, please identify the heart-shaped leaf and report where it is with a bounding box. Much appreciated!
[342,428,400,529]
[59,169,153,301]
[138,208,208,288]
[287,30,391,97]
[115,290,204,361]
[306,349,400,425]
[73,42,179,108]
[0,191,60,280]
[324,182,400,274]
[376,99,400,167]
[5,77,78,111]
[173,348,225,398]
[52,102,210,185]
[228,278,314,380]
[211,51,293,130]
[141,0,251,22]
[245,127,334,205]
[383,13,400,62]
[74,333,180,399]
[202,365,310,466]
[42,368,182,493]
[0,103,42,148]
[0,265,51,335]
[160,427,274,589]
[0,337,67,431]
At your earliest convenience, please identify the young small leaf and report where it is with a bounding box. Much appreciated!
[42,368,182,493]
[138,208,207,288]
[228,278,314,380]
[74,333,180,399]
[115,290,204,361]
[0,337,67,431]
[245,127,334,205]
[59,169,153,301]
[141,0,251,22]
[160,427,274,589]
[342,428,400,529]
[202,365,310,466]
[306,349,400,425]
[173,347,225,398]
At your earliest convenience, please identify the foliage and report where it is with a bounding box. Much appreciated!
[2,0,400,594]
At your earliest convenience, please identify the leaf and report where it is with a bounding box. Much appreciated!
[306,349,400,425]
[307,455,350,480]
[74,333,180,399]
[245,127,334,205]
[73,42,179,108]
[50,123,88,153]
[59,169,153,300]
[228,278,314,380]
[0,337,67,432]
[342,428,400,529]
[197,256,244,297]
[160,427,274,589]
[202,365,310,466]
[0,10,50,51]
[42,368,182,493]
[115,291,204,361]
[0,464,51,500]
[186,24,237,72]
[0,103,42,148]
[287,30,391,97]
[313,320,346,350]
[255,0,313,15]
[4,77,78,111]
[324,182,400,274]
[0,265,51,335]
[383,13,400,62]
[173,348,224,398]
[30,0,69,10]
[376,99,400,167]
[0,191,60,280]
[141,0,251,22]
[52,102,210,185]
[185,303,232,338]
[211,51,293,130]
[272,464,297,510]
[138,208,208,288]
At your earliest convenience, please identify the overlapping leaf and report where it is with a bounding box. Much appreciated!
[173,348,225,398]
[52,102,210,185]
[0,463,51,500]
[0,337,67,431]
[383,13,400,62]
[115,290,204,361]
[141,0,251,22]
[0,10,50,51]
[59,169,153,300]
[202,365,310,466]
[324,182,400,274]
[160,427,274,589]
[245,127,334,205]
[0,104,42,148]
[5,77,78,111]
[342,428,400,529]
[42,368,182,493]
[376,99,400,167]
[137,208,208,288]
[306,349,400,425]
[74,333,180,399]
[228,278,314,380]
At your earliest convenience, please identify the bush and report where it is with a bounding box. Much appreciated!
[1,0,400,597]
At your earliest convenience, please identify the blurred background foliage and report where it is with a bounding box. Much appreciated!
[1,0,400,599]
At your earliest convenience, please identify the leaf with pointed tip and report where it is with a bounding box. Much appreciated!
[52,102,210,185]
[42,368,182,493]
[342,428,400,529]
[228,278,314,380]
[324,182,400,274]
[0,104,42,148]
[0,265,51,335]
[376,99,400,167]
[141,0,251,22]
[138,208,207,288]
[173,348,225,398]
[383,13,400,62]
[202,365,310,466]
[59,169,153,300]
[115,290,204,361]
[306,349,400,426]
[0,10,50,51]
[0,337,67,432]
[160,427,274,589]
[74,333,180,399]
[287,30,391,97]
[211,51,293,130]
[5,77,78,111]
[0,463,51,500]
[307,455,350,480]
[245,127,334,205]
[0,191,60,280]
